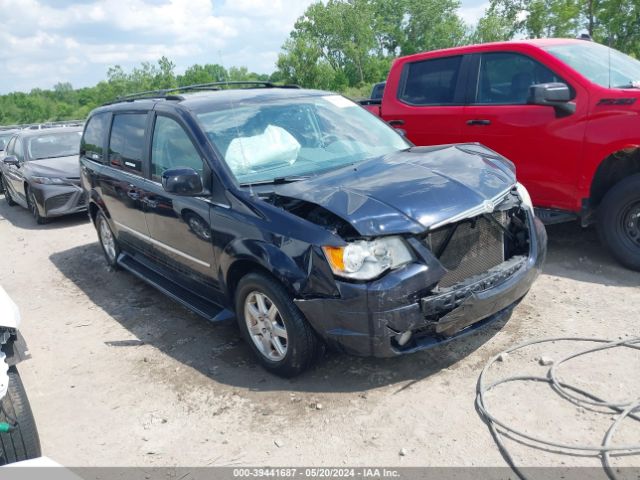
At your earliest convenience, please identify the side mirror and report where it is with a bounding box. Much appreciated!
[3,156,19,166]
[528,83,575,116]
[161,168,204,196]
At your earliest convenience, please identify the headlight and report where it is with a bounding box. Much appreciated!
[31,176,68,185]
[516,182,533,211]
[322,236,414,280]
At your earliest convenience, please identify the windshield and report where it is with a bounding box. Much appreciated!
[545,42,640,89]
[196,95,409,185]
[27,131,81,160]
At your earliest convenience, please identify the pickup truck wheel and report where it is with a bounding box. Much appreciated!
[0,366,41,465]
[235,272,321,377]
[597,174,640,271]
[96,211,120,269]
[2,178,16,207]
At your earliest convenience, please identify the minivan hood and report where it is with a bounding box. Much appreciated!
[27,155,80,178]
[275,144,516,237]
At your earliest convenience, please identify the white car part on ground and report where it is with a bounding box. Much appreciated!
[0,287,20,330]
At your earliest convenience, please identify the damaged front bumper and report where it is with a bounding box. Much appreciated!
[295,210,547,357]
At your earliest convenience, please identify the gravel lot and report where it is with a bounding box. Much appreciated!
[0,194,638,469]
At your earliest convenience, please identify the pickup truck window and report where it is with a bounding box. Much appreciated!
[476,52,562,105]
[399,56,462,106]
[545,42,640,89]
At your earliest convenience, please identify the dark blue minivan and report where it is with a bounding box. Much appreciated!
[80,82,546,377]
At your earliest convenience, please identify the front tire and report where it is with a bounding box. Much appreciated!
[235,272,321,377]
[26,187,47,225]
[597,173,640,271]
[96,211,120,269]
[2,178,16,207]
[0,367,41,465]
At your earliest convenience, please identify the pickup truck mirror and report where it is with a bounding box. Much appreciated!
[2,156,19,166]
[161,167,204,196]
[528,83,576,116]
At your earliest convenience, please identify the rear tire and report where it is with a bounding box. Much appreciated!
[597,174,640,271]
[96,211,120,269]
[26,187,48,225]
[0,367,41,465]
[235,272,321,377]
[2,178,16,207]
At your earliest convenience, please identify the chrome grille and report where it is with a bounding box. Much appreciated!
[426,211,507,288]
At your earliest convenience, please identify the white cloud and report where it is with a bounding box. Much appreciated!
[459,1,489,26]
[0,0,315,93]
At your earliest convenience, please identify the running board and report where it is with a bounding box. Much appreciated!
[117,253,234,323]
[534,208,578,225]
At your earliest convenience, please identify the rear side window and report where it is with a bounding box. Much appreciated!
[108,113,147,175]
[399,56,462,105]
[475,52,564,105]
[81,113,108,163]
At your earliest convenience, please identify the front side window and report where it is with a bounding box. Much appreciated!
[545,41,640,89]
[399,56,462,105]
[108,113,147,174]
[4,136,16,156]
[27,131,81,160]
[0,133,14,152]
[151,116,204,182]
[475,53,563,105]
[195,94,409,185]
[81,113,109,163]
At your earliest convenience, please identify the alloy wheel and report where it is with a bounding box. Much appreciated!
[244,291,288,361]
[99,217,117,263]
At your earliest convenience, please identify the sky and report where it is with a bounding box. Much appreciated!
[0,0,489,94]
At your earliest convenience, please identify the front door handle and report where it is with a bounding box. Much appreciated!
[466,119,491,126]
[387,119,405,127]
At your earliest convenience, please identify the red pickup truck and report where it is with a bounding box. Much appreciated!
[366,38,640,271]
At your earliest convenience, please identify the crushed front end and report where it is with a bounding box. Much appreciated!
[295,187,547,357]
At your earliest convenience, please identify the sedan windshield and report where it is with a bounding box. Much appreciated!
[196,94,409,185]
[545,42,640,89]
[28,132,82,160]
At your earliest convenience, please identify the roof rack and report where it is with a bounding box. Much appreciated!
[103,81,301,106]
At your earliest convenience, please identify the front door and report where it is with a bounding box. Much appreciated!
[140,114,219,296]
[460,51,589,211]
[98,112,151,251]
[381,54,467,146]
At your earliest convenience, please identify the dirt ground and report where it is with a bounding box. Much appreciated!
[0,194,638,470]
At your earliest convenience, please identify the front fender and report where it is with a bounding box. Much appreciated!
[220,238,338,299]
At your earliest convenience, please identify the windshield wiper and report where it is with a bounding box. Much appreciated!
[241,175,311,186]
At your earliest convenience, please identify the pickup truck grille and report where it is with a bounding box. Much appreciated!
[425,211,508,288]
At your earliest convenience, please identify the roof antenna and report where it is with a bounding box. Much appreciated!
[608,30,612,89]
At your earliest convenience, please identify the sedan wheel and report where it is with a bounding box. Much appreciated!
[244,291,288,361]
[28,188,47,224]
[2,178,16,206]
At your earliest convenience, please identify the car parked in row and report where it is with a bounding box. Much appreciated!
[365,38,640,271]
[80,82,546,377]
[1,127,86,224]
[0,130,19,193]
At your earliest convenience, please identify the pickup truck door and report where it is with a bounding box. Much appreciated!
[381,54,470,145]
[460,51,589,211]
[139,113,221,298]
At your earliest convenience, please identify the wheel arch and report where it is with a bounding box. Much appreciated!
[590,147,640,209]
